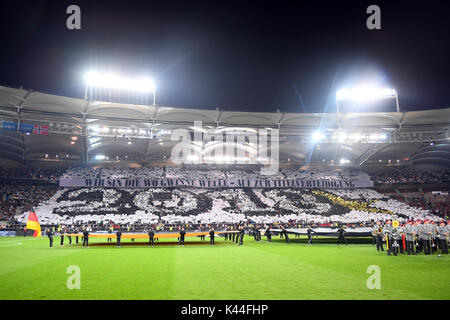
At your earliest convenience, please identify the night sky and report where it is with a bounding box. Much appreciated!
[0,0,449,113]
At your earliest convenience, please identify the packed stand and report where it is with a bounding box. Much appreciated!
[14,187,441,226]
[0,181,57,224]
[0,168,63,181]
[371,171,449,184]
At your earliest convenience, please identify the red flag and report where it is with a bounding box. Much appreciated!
[33,124,49,135]
[402,234,406,250]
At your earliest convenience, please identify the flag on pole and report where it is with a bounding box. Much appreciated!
[26,212,41,237]
[2,121,18,131]
[20,123,34,134]
[402,233,406,250]
[33,124,49,135]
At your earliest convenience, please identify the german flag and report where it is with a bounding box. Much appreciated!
[26,212,41,237]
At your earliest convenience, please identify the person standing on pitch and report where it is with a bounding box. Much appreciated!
[431,221,439,253]
[179,227,186,247]
[425,220,433,254]
[390,227,402,256]
[265,226,272,243]
[239,226,245,246]
[255,226,259,241]
[404,221,416,255]
[199,225,205,242]
[281,226,290,244]
[131,225,136,243]
[438,221,448,254]
[307,227,315,246]
[383,220,393,255]
[148,228,155,247]
[337,226,347,246]
[371,223,378,246]
[82,226,89,248]
[60,226,65,247]
[107,225,113,243]
[447,221,450,250]
[75,226,79,244]
[373,221,384,252]
[419,220,432,255]
[209,227,215,246]
[116,229,122,248]
[415,220,423,253]
[67,227,72,245]
[447,221,450,252]
[46,228,54,248]
[252,226,258,241]
[235,226,240,245]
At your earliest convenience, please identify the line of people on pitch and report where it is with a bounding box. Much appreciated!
[45,225,92,248]
[227,225,349,246]
[372,219,449,255]
[78,226,228,248]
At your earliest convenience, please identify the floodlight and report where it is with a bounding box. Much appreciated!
[337,133,347,143]
[312,131,325,142]
[336,85,399,113]
[368,133,388,142]
[85,72,155,93]
[351,133,362,142]
[336,86,396,101]
[84,71,156,105]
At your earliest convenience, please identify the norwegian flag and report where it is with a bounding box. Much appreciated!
[33,124,49,135]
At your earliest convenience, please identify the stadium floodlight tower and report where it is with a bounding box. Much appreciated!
[84,72,156,106]
[336,86,399,113]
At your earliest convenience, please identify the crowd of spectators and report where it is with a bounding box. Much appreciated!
[1,167,448,187]
[60,166,373,182]
[2,166,447,229]
[0,181,57,224]
[0,168,63,181]
[325,188,386,200]
[370,171,449,184]
[407,198,450,220]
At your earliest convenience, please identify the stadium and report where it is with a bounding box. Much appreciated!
[0,84,449,300]
[0,1,449,304]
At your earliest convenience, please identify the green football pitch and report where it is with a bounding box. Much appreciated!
[0,236,449,300]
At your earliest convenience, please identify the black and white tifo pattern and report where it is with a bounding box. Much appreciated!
[17,188,345,225]
[16,187,439,225]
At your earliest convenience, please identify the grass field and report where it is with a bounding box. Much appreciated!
[0,235,449,300]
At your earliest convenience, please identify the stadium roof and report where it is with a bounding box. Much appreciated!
[0,86,449,169]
